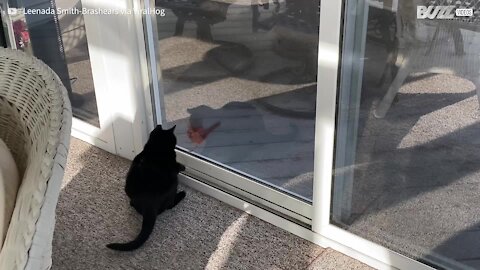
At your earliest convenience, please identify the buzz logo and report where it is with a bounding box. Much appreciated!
[417,5,456,19]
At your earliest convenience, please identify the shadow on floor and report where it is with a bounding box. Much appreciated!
[172,94,315,199]
[337,37,480,268]
[52,138,323,270]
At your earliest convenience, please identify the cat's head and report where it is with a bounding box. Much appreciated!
[145,125,177,152]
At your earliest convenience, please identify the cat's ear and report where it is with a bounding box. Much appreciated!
[156,124,163,130]
[169,125,176,132]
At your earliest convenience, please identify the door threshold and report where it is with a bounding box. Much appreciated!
[179,173,400,270]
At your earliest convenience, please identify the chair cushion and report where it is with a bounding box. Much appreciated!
[0,138,20,248]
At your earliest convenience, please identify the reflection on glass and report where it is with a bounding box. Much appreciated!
[5,0,99,127]
[156,0,320,200]
[0,25,5,48]
[333,0,480,268]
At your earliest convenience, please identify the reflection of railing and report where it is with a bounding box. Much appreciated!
[58,0,87,54]
[366,4,396,46]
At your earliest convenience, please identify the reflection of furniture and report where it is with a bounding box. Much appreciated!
[366,2,396,46]
[260,0,321,88]
[251,0,280,32]
[156,0,230,41]
[0,16,7,48]
[366,2,398,87]
[253,0,319,118]
[374,0,480,118]
[206,41,253,74]
[0,48,71,269]
[271,0,320,78]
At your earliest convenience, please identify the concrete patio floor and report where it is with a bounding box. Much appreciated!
[51,137,372,270]
[335,25,480,268]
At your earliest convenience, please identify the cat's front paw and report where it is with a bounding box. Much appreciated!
[177,191,186,200]
[171,191,186,208]
[177,163,186,172]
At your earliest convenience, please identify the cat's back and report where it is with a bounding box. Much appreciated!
[126,151,178,189]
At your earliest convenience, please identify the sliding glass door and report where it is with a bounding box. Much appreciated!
[147,0,321,223]
[145,0,480,268]
[331,0,480,268]
[0,0,117,150]
[1,0,150,159]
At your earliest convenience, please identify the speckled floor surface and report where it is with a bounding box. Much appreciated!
[51,138,372,270]
[337,25,480,268]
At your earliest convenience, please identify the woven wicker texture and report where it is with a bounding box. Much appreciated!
[0,48,72,270]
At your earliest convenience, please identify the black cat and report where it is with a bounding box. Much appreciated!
[107,125,186,251]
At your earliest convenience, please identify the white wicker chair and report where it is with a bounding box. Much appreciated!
[0,48,72,270]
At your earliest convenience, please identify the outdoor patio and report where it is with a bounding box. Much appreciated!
[336,23,480,268]
[156,1,319,200]
[51,137,371,270]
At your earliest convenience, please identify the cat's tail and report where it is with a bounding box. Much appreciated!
[106,206,156,251]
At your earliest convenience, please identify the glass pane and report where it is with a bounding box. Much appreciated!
[5,0,99,127]
[0,16,7,47]
[155,0,320,200]
[333,0,480,268]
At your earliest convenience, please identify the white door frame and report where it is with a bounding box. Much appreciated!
[312,1,460,269]
[69,0,151,159]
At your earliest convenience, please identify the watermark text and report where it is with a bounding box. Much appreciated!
[417,5,473,19]
[7,7,166,16]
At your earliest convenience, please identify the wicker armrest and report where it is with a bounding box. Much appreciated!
[0,48,72,270]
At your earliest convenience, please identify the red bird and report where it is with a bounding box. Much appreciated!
[187,121,221,145]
